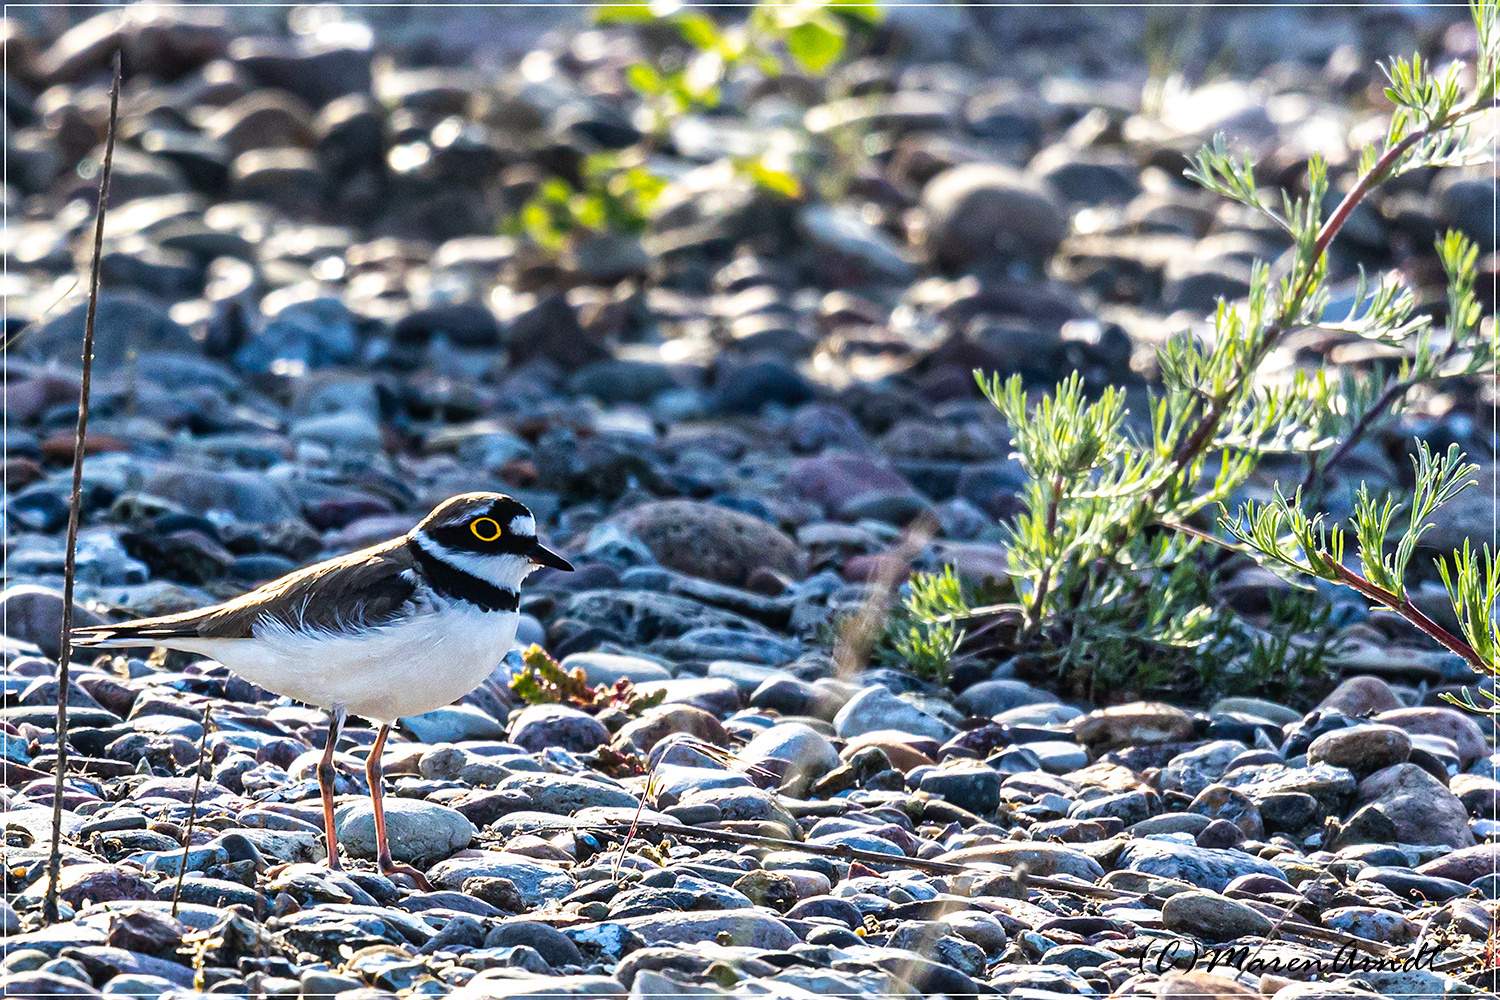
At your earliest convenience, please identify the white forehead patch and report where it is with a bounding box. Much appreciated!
[509,515,536,536]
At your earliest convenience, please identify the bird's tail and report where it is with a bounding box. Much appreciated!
[72,622,171,648]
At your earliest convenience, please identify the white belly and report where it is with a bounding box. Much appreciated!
[179,606,521,722]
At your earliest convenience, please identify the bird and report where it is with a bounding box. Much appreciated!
[72,492,572,887]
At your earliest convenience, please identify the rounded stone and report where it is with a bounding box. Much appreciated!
[1188,784,1264,840]
[1374,707,1489,768]
[1074,702,1195,752]
[1353,762,1475,848]
[1195,818,1246,849]
[508,704,610,755]
[614,500,801,587]
[335,798,474,867]
[561,652,672,686]
[483,920,583,968]
[1257,792,1319,833]
[839,732,936,772]
[0,584,107,660]
[786,895,863,928]
[1162,890,1274,942]
[614,704,729,754]
[738,723,842,783]
[921,162,1067,271]
[833,686,957,742]
[954,680,1056,717]
[1321,906,1419,943]
[918,762,1002,815]
[1316,676,1403,717]
[1307,724,1411,776]
[1162,741,1250,797]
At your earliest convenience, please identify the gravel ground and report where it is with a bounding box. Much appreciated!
[3,5,1499,1000]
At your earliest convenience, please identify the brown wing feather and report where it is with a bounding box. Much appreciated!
[73,539,422,646]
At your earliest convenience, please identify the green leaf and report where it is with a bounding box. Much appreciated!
[572,193,608,231]
[785,18,845,74]
[595,4,655,25]
[746,162,802,199]
[675,10,722,51]
[626,62,665,95]
[520,200,566,252]
[539,177,574,204]
[830,0,882,24]
[612,167,667,213]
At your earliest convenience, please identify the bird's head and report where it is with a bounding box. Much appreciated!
[413,493,574,588]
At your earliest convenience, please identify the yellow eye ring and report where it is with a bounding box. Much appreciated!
[470,517,503,542]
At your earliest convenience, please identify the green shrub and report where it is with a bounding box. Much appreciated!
[902,0,1499,702]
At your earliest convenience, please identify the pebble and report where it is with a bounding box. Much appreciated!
[1306,724,1411,776]
[1374,707,1490,768]
[401,703,509,743]
[562,652,672,686]
[920,163,1067,272]
[1161,740,1249,797]
[508,704,610,754]
[1349,762,1475,847]
[335,798,475,867]
[614,500,802,588]
[1074,703,1195,752]
[833,685,958,742]
[1161,890,1274,941]
[1316,676,1404,716]
[1114,840,1285,891]
[427,853,575,904]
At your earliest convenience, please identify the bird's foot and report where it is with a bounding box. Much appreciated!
[379,859,433,891]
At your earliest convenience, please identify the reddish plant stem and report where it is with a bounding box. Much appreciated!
[1326,561,1488,671]
[1145,113,1468,523]
[1164,517,1490,673]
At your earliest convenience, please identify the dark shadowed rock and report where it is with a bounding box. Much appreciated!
[508,295,608,372]
[615,500,801,587]
[1353,762,1475,848]
[921,163,1067,273]
[19,293,195,371]
[509,704,610,754]
[0,585,107,660]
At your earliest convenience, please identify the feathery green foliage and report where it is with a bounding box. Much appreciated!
[1224,439,1500,708]
[899,0,1499,700]
[1439,542,1500,687]
[878,566,967,684]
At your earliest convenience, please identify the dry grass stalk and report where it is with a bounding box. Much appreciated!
[171,703,214,917]
[43,49,122,927]
[833,514,937,681]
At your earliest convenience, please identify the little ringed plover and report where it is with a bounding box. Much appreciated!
[73,492,572,886]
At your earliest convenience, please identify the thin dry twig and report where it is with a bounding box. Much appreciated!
[43,50,121,927]
[172,703,213,918]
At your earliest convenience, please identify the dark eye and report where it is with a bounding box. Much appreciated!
[470,517,503,541]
